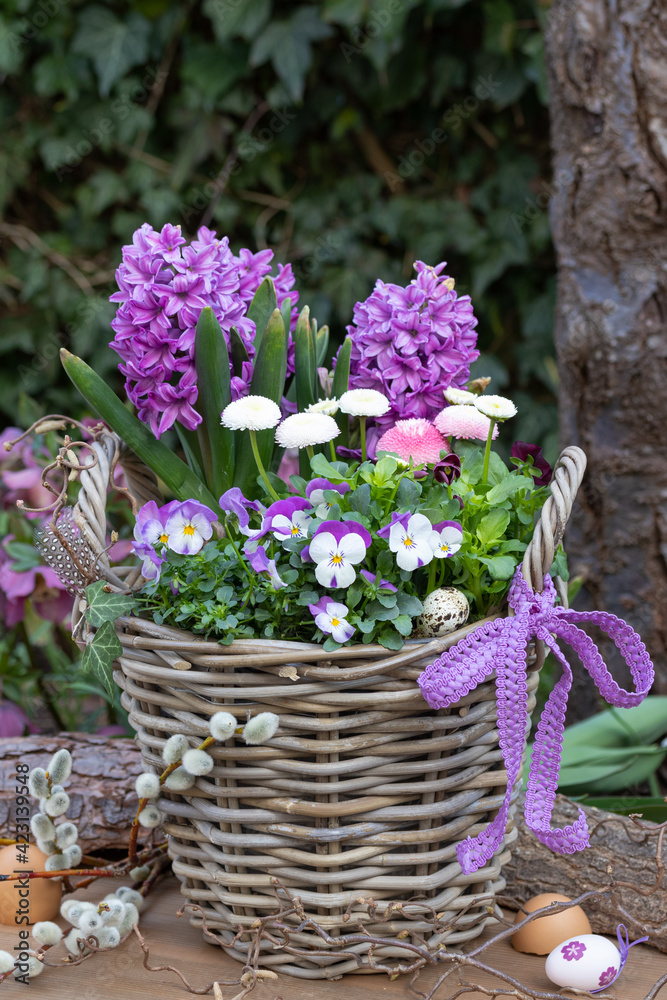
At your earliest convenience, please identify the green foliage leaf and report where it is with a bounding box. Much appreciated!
[250,7,334,102]
[476,509,510,544]
[486,475,530,504]
[194,307,234,497]
[247,277,278,356]
[476,554,516,580]
[4,541,42,572]
[348,483,371,515]
[84,580,137,628]
[204,0,272,41]
[72,6,150,97]
[81,620,122,700]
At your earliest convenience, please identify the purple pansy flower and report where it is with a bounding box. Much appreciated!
[308,597,356,643]
[133,541,165,581]
[359,569,398,592]
[511,441,553,487]
[432,520,463,558]
[561,941,587,962]
[376,510,412,540]
[305,478,351,518]
[304,521,371,588]
[218,488,264,532]
[265,497,312,542]
[245,544,286,589]
[133,499,180,546]
[164,500,217,555]
[388,512,440,571]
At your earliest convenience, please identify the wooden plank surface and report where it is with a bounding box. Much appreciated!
[0,874,665,998]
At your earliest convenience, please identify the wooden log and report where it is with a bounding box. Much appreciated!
[0,733,143,853]
[503,793,667,952]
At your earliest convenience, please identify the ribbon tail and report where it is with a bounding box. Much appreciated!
[418,617,507,710]
[556,608,654,704]
[524,629,589,855]
[456,617,530,874]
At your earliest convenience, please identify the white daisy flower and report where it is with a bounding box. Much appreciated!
[220,395,282,432]
[474,394,517,421]
[443,387,477,405]
[338,388,391,418]
[275,412,340,449]
[306,398,340,416]
[389,513,440,571]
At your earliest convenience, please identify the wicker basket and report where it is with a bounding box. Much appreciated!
[67,436,586,978]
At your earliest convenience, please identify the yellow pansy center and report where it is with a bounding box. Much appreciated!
[291,524,300,535]
[403,535,414,548]
[331,553,343,564]
[183,524,195,536]
[330,617,340,627]
[159,533,169,543]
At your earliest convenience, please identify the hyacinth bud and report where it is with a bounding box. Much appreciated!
[0,951,15,973]
[242,712,279,745]
[162,733,190,764]
[118,902,140,935]
[55,822,78,849]
[129,866,150,883]
[47,749,72,785]
[45,853,68,871]
[28,769,49,799]
[96,926,120,949]
[36,838,57,855]
[116,887,144,911]
[135,773,161,800]
[44,791,70,817]
[32,921,63,947]
[137,805,162,829]
[63,845,82,868]
[30,813,56,842]
[181,749,214,776]
[209,711,237,741]
[14,955,43,978]
[78,911,104,935]
[164,767,195,791]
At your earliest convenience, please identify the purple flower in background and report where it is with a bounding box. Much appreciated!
[308,597,356,643]
[359,569,397,592]
[305,521,371,588]
[561,941,587,962]
[133,499,180,546]
[305,478,351,517]
[110,224,299,437]
[433,452,461,484]
[0,700,39,738]
[339,261,478,433]
[246,544,286,589]
[133,541,165,581]
[511,441,553,487]
[164,500,218,555]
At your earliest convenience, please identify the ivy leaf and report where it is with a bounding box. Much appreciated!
[85,580,137,627]
[250,7,334,102]
[203,0,272,41]
[72,6,150,97]
[81,621,121,700]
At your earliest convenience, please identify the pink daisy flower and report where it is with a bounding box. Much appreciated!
[434,404,499,442]
[377,418,447,464]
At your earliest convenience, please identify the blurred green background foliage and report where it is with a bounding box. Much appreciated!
[0,0,558,455]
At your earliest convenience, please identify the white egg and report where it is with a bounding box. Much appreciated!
[545,933,621,991]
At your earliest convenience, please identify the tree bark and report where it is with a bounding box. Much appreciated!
[544,0,667,713]
[504,794,667,952]
[0,734,142,853]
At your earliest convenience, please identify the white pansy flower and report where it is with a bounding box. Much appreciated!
[443,387,477,405]
[431,523,463,559]
[220,395,282,432]
[275,412,340,449]
[474,394,517,421]
[338,388,391,418]
[389,513,440,571]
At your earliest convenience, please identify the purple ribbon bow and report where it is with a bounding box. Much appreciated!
[591,924,649,992]
[417,569,654,875]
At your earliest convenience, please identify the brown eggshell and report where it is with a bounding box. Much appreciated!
[0,843,62,925]
[511,893,592,955]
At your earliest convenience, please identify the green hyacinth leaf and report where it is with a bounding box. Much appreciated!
[331,334,351,447]
[195,306,234,498]
[294,305,316,412]
[315,324,330,370]
[60,349,219,514]
[247,275,278,355]
[229,325,251,378]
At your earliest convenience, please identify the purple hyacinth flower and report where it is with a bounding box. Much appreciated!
[511,441,553,487]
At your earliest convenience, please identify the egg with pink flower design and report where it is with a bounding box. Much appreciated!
[545,933,621,991]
